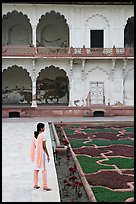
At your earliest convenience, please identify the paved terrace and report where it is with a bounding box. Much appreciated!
[2,116,134,202]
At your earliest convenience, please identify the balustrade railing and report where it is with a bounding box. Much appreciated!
[2,45,35,56]
[2,46,134,58]
[37,47,70,56]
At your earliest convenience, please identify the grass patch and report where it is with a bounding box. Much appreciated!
[69,138,134,148]
[77,155,114,174]
[92,186,134,202]
[102,157,134,169]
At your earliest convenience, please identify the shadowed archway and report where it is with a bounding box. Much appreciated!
[36,65,69,105]
[124,16,134,47]
[2,65,32,105]
[36,10,69,47]
[2,10,32,46]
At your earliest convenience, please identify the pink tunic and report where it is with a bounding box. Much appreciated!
[30,132,46,170]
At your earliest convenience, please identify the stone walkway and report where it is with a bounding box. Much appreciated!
[2,116,134,202]
[2,120,60,202]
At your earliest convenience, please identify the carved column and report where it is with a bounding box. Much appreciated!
[68,59,73,106]
[31,59,37,107]
[32,25,36,47]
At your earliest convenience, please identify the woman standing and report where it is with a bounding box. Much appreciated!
[30,122,52,191]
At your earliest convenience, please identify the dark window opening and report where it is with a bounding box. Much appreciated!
[90,30,103,48]
[9,112,20,118]
[93,111,104,117]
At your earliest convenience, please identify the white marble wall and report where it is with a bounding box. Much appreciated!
[2,3,134,106]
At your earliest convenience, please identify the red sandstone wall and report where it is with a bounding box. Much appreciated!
[2,106,134,118]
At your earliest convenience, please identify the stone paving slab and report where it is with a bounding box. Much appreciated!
[2,121,60,202]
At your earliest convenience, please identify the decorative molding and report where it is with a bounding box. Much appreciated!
[38,10,70,29]
[86,13,110,27]
[86,66,111,80]
[2,65,31,78]
[2,10,31,23]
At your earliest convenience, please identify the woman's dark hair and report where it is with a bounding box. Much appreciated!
[34,122,45,139]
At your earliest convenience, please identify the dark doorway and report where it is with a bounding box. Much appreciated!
[93,111,104,117]
[90,30,104,48]
[9,112,20,118]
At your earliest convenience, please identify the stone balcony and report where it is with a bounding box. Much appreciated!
[2,46,134,59]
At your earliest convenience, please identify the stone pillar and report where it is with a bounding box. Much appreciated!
[68,59,73,106]
[32,25,36,47]
[122,59,127,104]
[31,59,37,107]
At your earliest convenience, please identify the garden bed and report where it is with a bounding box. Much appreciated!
[52,122,134,202]
[55,152,90,202]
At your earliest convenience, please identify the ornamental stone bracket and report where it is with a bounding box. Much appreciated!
[122,58,127,81]
[111,58,116,81]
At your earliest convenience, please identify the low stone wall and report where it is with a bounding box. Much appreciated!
[2,105,134,118]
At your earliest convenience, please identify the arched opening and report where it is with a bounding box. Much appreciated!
[9,112,20,118]
[93,111,104,117]
[2,10,32,46]
[36,66,69,105]
[37,10,69,47]
[2,66,31,105]
[124,17,134,47]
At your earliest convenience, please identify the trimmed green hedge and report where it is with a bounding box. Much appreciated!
[92,186,134,202]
